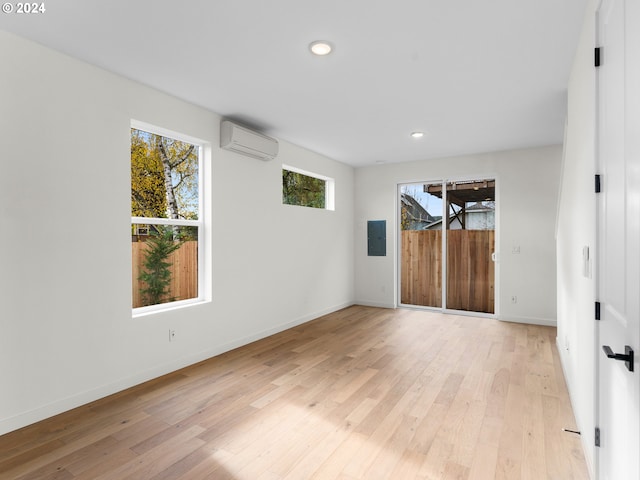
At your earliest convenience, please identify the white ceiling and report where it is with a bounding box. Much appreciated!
[0,0,587,167]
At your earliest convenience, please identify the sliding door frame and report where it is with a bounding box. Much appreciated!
[397,174,500,318]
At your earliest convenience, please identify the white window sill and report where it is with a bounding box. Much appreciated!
[132,298,209,318]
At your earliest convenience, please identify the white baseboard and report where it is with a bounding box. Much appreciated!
[497,314,557,327]
[0,301,354,437]
[354,300,396,309]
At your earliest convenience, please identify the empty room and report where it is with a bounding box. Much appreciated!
[1,0,638,479]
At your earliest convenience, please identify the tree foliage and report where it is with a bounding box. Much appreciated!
[156,135,198,220]
[131,130,166,218]
[131,129,199,220]
[138,226,184,306]
[400,205,411,231]
[283,170,326,208]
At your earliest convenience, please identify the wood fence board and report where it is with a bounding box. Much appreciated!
[132,241,198,308]
[401,230,442,307]
[400,230,494,313]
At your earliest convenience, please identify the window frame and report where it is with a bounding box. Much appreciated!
[282,164,335,211]
[131,120,208,317]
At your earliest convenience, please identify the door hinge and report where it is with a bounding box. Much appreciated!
[595,427,601,447]
[595,301,601,320]
[595,47,602,67]
[595,174,602,193]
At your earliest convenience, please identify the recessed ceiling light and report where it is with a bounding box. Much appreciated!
[410,131,424,138]
[310,41,332,56]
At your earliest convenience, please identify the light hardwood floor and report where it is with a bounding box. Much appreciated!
[0,306,589,479]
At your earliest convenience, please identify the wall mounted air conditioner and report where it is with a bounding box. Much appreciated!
[220,120,279,161]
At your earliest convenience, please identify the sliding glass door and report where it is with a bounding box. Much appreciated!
[399,178,496,314]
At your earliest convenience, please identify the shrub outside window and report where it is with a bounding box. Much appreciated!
[131,122,204,314]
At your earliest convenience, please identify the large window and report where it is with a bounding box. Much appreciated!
[282,165,335,210]
[131,122,205,313]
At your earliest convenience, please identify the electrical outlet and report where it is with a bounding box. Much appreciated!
[169,329,176,342]
[511,295,517,304]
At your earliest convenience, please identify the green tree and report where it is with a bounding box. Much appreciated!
[131,128,199,220]
[138,226,184,306]
[131,130,166,218]
[283,170,326,208]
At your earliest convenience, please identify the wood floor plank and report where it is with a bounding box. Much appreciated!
[341,412,405,479]
[388,449,428,479]
[521,390,547,480]
[90,425,205,480]
[2,411,150,480]
[281,426,345,480]
[362,414,419,479]
[176,446,238,480]
[309,431,369,480]
[468,442,498,479]
[0,306,590,480]
[65,442,139,478]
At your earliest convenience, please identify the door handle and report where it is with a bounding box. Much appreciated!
[602,345,634,372]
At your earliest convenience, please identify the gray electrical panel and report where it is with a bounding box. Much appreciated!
[367,220,386,256]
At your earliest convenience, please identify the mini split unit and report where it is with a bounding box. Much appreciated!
[220,120,279,161]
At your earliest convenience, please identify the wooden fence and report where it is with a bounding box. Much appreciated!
[401,230,494,313]
[401,230,443,307]
[132,241,198,308]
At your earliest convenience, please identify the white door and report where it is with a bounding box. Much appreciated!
[596,0,640,478]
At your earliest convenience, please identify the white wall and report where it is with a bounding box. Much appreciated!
[0,31,354,435]
[556,0,597,475]
[354,146,562,325]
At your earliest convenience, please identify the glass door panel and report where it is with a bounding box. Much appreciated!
[399,183,443,307]
[444,179,495,313]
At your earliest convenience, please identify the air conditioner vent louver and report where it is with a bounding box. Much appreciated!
[220,120,278,161]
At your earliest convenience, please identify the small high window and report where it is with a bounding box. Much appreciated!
[282,165,335,210]
[131,122,206,314]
